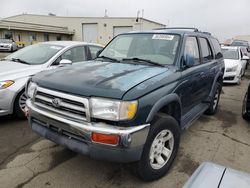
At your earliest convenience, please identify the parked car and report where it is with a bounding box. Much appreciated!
[239,47,250,69]
[0,41,103,118]
[221,46,248,84]
[231,39,250,69]
[26,28,224,181]
[183,162,250,188]
[231,39,250,48]
[242,83,250,121]
[0,38,18,52]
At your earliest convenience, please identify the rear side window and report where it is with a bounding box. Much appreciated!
[211,38,223,59]
[199,38,213,62]
[184,37,200,65]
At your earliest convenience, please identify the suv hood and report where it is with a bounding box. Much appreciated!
[32,61,168,100]
[0,60,43,80]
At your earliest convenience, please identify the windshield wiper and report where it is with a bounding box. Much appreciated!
[11,58,30,65]
[96,55,120,63]
[122,57,165,67]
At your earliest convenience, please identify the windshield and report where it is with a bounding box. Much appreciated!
[99,33,180,65]
[5,43,63,65]
[231,40,249,47]
[222,48,239,60]
[0,39,12,43]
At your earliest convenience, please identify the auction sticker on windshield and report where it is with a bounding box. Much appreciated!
[152,34,174,40]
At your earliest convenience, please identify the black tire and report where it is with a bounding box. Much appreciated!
[14,90,27,119]
[205,83,221,115]
[242,92,250,121]
[136,113,181,181]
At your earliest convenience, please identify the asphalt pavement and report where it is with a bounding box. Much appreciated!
[0,66,249,188]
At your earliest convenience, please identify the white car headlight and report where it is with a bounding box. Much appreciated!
[226,65,238,72]
[0,80,14,89]
[27,82,37,98]
[90,98,138,121]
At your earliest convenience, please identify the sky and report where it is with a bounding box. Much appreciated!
[0,0,250,42]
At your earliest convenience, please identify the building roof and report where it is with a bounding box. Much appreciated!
[3,13,166,27]
[0,20,74,35]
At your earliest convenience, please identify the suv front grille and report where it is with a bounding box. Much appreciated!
[33,86,90,122]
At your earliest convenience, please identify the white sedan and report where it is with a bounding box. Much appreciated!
[0,41,103,118]
[221,46,249,84]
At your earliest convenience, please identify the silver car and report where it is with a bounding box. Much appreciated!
[0,41,103,118]
[0,39,18,52]
[183,162,250,188]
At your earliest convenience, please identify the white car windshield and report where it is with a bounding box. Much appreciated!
[99,33,180,65]
[5,43,63,65]
[222,49,239,60]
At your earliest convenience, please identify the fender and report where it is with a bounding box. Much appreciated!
[146,93,182,123]
[209,71,223,98]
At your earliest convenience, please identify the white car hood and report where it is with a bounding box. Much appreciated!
[0,60,44,80]
[224,59,241,68]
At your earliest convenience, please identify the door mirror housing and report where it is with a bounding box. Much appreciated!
[59,59,72,66]
[184,54,195,68]
[242,55,249,60]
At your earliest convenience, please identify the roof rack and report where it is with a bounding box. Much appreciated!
[201,32,211,35]
[154,27,199,32]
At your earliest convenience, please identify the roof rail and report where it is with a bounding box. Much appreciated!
[201,31,211,35]
[154,27,199,32]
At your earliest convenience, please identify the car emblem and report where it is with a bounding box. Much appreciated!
[52,98,62,108]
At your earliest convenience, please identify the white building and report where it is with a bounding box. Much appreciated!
[1,14,166,46]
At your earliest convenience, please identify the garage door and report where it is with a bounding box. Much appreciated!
[82,24,98,43]
[113,26,133,37]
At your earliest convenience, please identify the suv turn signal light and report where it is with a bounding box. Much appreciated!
[91,133,119,146]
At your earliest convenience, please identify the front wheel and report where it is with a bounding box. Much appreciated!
[242,92,250,121]
[14,91,28,119]
[136,114,180,181]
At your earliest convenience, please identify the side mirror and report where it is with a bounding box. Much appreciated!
[96,49,103,57]
[59,59,72,66]
[242,56,249,60]
[247,48,250,53]
[184,54,195,68]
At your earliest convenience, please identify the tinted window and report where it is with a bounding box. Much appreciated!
[222,48,239,60]
[89,45,102,59]
[211,38,222,59]
[184,37,200,65]
[199,38,213,61]
[61,46,86,63]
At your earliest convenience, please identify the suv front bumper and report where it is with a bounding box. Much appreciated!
[26,99,150,163]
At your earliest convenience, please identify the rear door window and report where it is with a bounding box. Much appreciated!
[211,38,223,59]
[199,38,213,62]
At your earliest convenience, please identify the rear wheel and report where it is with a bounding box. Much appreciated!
[205,83,221,115]
[136,114,180,181]
[14,91,27,119]
[242,92,250,121]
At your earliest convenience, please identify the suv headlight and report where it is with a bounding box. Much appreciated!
[90,98,138,121]
[0,80,14,89]
[226,65,238,72]
[27,82,37,98]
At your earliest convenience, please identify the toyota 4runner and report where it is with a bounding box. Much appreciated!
[26,28,224,181]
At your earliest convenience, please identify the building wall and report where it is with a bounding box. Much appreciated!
[0,29,71,47]
[5,14,165,45]
[234,35,250,43]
